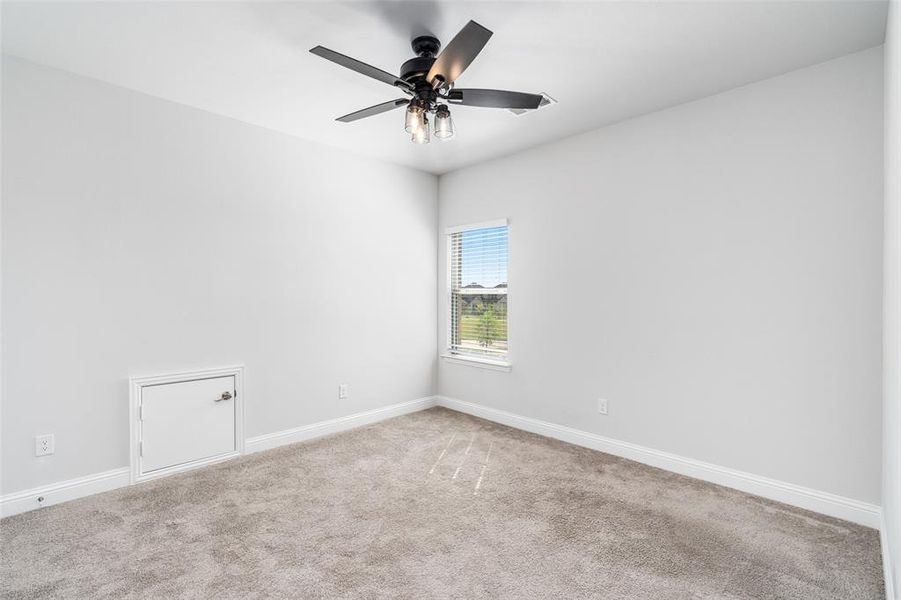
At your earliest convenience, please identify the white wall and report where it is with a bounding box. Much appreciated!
[884,0,901,595]
[1,41,888,519]
[0,57,437,495]
[438,47,884,505]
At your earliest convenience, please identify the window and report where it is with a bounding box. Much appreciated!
[447,220,509,366]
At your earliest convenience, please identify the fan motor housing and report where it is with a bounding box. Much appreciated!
[402,35,440,82]
[400,56,435,82]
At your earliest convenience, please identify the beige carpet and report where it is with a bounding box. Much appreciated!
[0,407,884,599]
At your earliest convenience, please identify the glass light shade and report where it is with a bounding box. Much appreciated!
[411,115,430,144]
[404,101,425,133]
[434,109,454,139]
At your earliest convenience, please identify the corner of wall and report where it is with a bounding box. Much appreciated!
[883,1,901,597]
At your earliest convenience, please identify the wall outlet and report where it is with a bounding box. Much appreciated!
[597,399,609,415]
[338,384,348,399]
[35,434,55,456]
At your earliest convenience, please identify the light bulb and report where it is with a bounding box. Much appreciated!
[412,114,430,144]
[434,105,454,139]
[404,100,426,133]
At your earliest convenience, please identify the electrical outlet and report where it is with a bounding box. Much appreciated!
[597,399,608,415]
[338,384,348,399]
[35,434,55,457]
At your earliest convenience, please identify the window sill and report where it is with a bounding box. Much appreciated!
[440,354,512,372]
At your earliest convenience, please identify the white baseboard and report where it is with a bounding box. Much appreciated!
[436,396,881,528]
[1,396,437,519]
[2,396,879,531]
[884,516,897,600]
[0,467,131,519]
[245,396,437,453]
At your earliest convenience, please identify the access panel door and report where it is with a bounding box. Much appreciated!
[140,375,237,474]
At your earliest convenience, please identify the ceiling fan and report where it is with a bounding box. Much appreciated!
[310,20,546,144]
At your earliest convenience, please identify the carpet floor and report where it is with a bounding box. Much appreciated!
[0,407,885,599]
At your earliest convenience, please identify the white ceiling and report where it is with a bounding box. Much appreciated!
[1,1,888,175]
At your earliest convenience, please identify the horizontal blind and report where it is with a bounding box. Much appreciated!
[449,225,508,359]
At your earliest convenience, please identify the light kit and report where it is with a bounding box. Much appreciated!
[433,104,455,140]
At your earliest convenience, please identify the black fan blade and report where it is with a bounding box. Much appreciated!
[336,98,409,123]
[426,21,493,87]
[447,89,543,109]
[310,46,413,92]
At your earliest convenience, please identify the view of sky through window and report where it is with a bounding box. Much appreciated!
[460,226,508,288]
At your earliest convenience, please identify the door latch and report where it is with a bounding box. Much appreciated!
[216,391,233,402]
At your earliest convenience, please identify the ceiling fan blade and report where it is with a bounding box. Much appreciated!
[310,46,413,92]
[426,21,493,87]
[336,98,410,123]
[447,89,544,109]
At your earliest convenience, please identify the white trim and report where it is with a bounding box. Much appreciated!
[3,396,879,531]
[129,365,246,484]
[0,468,130,519]
[2,396,437,519]
[440,354,512,372]
[884,515,897,600]
[246,396,437,453]
[133,451,243,484]
[435,396,882,528]
[445,218,512,365]
[445,218,508,235]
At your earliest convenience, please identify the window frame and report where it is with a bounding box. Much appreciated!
[443,218,511,371]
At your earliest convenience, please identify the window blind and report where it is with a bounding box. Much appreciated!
[448,223,508,360]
